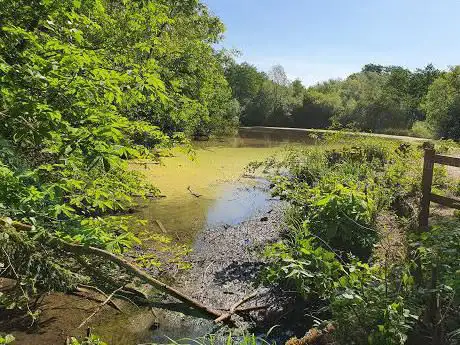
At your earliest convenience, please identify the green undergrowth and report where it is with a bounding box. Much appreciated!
[250,134,460,345]
[0,334,14,345]
[67,333,272,345]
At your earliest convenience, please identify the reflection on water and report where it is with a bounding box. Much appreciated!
[132,128,314,243]
[206,180,271,227]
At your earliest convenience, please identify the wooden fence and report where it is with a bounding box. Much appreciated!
[418,144,460,344]
[418,145,460,232]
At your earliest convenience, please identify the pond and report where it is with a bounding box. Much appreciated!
[130,127,316,243]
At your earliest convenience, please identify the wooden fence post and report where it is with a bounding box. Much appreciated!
[418,143,443,344]
[418,144,435,232]
[414,144,435,286]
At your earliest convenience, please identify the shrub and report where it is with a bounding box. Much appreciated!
[305,181,377,258]
[410,121,436,139]
[331,260,418,345]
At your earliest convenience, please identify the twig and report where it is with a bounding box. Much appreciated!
[154,220,181,241]
[207,232,223,243]
[78,286,124,328]
[214,291,259,323]
[187,186,202,198]
[217,304,269,313]
[113,294,139,308]
[155,220,167,234]
[76,284,122,312]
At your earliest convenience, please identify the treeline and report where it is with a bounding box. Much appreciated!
[225,61,460,140]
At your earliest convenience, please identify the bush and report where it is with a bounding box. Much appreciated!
[306,182,377,257]
[410,121,436,139]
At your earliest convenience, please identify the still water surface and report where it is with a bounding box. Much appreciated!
[130,128,315,243]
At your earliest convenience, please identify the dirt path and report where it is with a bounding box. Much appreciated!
[241,126,429,142]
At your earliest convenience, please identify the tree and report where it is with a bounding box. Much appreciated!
[269,64,289,86]
[224,61,266,114]
[292,79,306,97]
[362,63,385,74]
[407,64,442,122]
[0,0,238,316]
[422,66,460,139]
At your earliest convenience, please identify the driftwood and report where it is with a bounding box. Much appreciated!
[1,219,224,320]
[214,291,259,323]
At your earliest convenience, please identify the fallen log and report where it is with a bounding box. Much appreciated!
[1,218,223,320]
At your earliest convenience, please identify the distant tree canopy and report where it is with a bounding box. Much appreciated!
[225,61,457,139]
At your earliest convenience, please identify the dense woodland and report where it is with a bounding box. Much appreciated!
[226,61,460,140]
[1,1,460,345]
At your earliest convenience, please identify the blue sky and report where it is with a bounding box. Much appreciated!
[203,0,460,85]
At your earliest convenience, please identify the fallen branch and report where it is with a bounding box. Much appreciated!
[56,239,223,319]
[214,291,259,323]
[1,218,223,320]
[218,304,269,313]
[187,186,202,198]
[78,286,124,328]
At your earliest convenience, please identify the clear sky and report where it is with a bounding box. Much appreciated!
[203,0,460,85]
